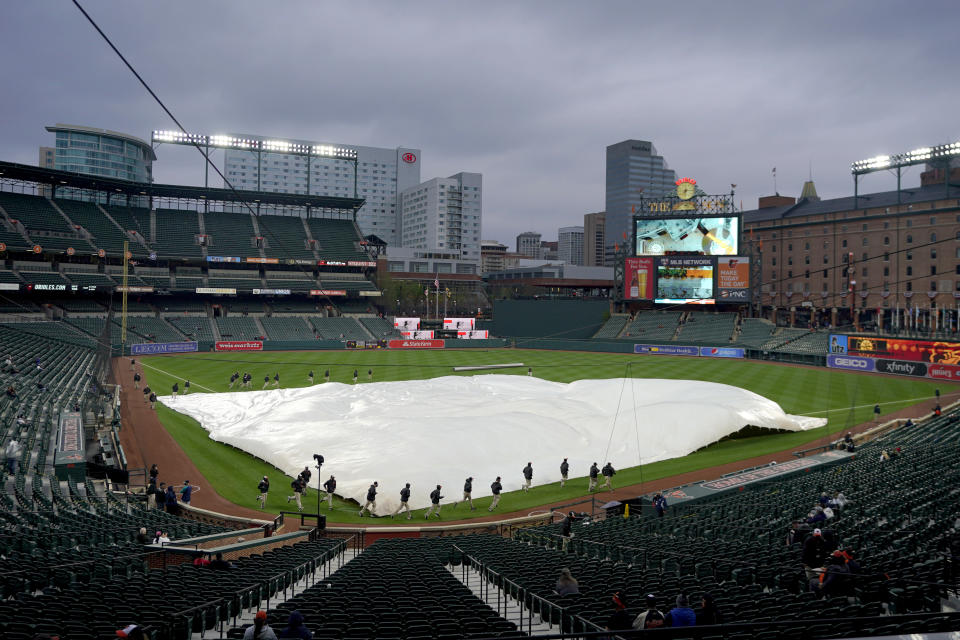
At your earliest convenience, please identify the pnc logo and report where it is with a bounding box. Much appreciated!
[402,152,417,164]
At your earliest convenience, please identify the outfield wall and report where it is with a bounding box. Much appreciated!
[492,299,608,339]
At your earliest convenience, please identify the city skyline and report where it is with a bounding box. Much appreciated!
[2,1,958,247]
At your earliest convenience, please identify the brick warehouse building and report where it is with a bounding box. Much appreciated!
[742,172,960,333]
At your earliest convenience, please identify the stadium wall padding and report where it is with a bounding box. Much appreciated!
[492,299,609,339]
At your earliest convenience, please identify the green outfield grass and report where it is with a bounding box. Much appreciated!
[141,349,952,523]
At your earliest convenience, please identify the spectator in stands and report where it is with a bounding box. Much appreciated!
[287,477,305,512]
[244,611,278,640]
[156,531,171,544]
[806,505,826,526]
[904,418,914,428]
[180,480,196,505]
[136,527,149,545]
[193,556,211,567]
[605,591,633,632]
[322,475,336,510]
[696,593,722,626]
[277,611,312,640]
[880,449,891,462]
[560,458,569,488]
[392,483,412,519]
[426,484,443,518]
[664,594,696,627]
[786,521,801,546]
[358,481,378,517]
[488,476,502,511]
[162,483,178,512]
[146,478,158,510]
[803,528,829,580]
[156,482,167,510]
[555,567,579,596]
[600,462,616,491]
[653,493,668,517]
[149,392,157,410]
[5,385,15,399]
[5,437,21,475]
[171,382,179,398]
[115,624,148,640]
[257,476,270,509]
[934,403,942,417]
[307,370,314,385]
[133,372,141,390]
[210,552,234,570]
[843,432,854,451]
[522,462,533,492]
[810,551,851,597]
[560,511,575,550]
[459,476,475,510]
[588,462,599,491]
[632,594,665,630]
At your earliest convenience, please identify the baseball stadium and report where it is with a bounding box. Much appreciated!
[1,150,960,640]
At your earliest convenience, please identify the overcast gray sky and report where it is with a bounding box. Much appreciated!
[2,1,958,243]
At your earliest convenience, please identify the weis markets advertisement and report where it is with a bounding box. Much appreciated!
[215,341,263,352]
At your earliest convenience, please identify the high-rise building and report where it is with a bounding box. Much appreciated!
[605,139,676,264]
[558,226,584,265]
[516,231,542,258]
[398,172,482,262]
[481,240,508,273]
[41,124,155,182]
[583,212,605,267]
[222,134,420,246]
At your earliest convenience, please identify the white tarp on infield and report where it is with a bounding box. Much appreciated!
[160,375,825,512]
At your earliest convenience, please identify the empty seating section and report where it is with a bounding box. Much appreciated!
[207,269,262,291]
[592,314,628,339]
[2,321,98,348]
[103,204,153,250]
[260,316,313,340]
[64,316,106,339]
[309,317,369,340]
[154,209,202,258]
[157,299,206,313]
[56,299,105,313]
[264,271,317,291]
[678,312,737,344]
[63,271,115,287]
[360,316,399,339]
[305,218,367,260]
[216,316,261,340]
[0,192,80,252]
[173,276,204,293]
[202,212,257,256]
[167,316,216,342]
[270,300,320,314]
[256,215,316,259]
[738,317,776,347]
[18,269,69,286]
[622,311,681,341]
[0,270,22,285]
[257,539,518,640]
[55,199,130,256]
[116,316,185,344]
[226,300,265,314]
[775,329,831,355]
[761,327,808,351]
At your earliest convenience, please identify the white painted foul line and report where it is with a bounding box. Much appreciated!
[138,360,218,393]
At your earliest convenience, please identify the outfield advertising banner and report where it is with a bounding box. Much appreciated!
[829,334,960,365]
[875,359,928,377]
[716,257,751,302]
[400,330,435,339]
[624,257,654,300]
[699,346,745,359]
[826,354,876,372]
[388,339,444,349]
[215,341,263,352]
[394,317,421,331]
[927,363,960,381]
[457,330,490,339]
[131,341,198,356]
[634,344,699,356]
[443,317,475,330]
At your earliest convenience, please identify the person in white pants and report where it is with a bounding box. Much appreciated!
[425,485,443,519]
[322,475,336,510]
[392,483,412,519]
[522,462,533,492]
[460,477,475,510]
[560,458,569,488]
[359,481,378,517]
[588,462,599,492]
[489,477,502,511]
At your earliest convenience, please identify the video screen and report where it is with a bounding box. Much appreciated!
[655,257,715,304]
[635,216,739,256]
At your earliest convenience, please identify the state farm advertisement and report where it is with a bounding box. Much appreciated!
[388,339,445,349]
[215,341,263,352]
[717,257,750,302]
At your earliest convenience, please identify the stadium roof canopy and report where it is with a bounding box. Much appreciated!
[0,160,365,211]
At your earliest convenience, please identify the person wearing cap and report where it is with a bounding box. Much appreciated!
[810,551,852,598]
[588,462,599,491]
[600,462,616,491]
[632,594,666,629]
[605,591,633,632]
[460,476,475,510]
[116,624,148,640]
[392,483,412,519]
[133,371,141,389]
[489,476,503,511]
[244,611,278,640]
[653,492,668,517]
[522,462,533,492]
[277,610,312,640]
[665,594,697,627]
[179,480,196,505]
[149,392,157,410]
[257,476,270,509]
[803,528,829,580]
[425,484,444,519]
[559,458,569,488]
[359,481,378,517]
[322,475,336,510]
[555,567,579,596]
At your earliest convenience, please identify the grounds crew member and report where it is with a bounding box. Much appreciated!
[257,475,270,508]
[588,462,599,491]
[263,375,270,390]
[359,481,378,517]
[286,476,305,511]
[133,372,141,390]
[308,370,314,385]
[324,369,330,383]
[143,386,151,404]
[560,458,569,488]
[184,380,191,395]
[322,475,336,509]
[522,462,533,492]
[149,391,157,409]
[272,373,280,388]
[171,382,179,398]
[460,476,475,510]
[299,466,312,496]
[489,476,503,511]
[353,369,359,384]
[229,372,239,389]
[426,484,443,519]
[392,483,412,519]
[601,462,616,491]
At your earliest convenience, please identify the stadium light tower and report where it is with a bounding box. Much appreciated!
[151,130,360,201]
[851,140,960,207]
